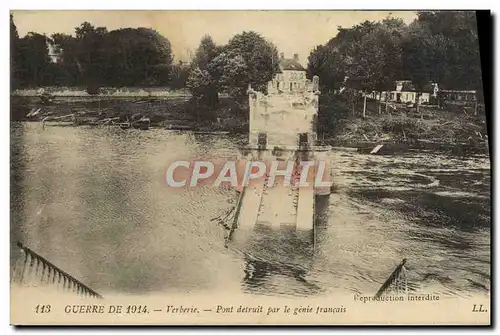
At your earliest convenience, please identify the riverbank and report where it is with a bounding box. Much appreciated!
[10,93,490,155]
[317,95,489,155]
[10,95,249,134]
[11,86,190,98]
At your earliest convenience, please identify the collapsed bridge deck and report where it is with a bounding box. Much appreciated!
[236,180,313,231]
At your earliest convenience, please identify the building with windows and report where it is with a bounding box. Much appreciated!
[437,89,477,106]
[268,53,309,94]
[372,80,437,105]
[377,80,477,106]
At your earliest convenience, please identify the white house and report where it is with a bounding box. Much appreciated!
[374,80,436,104]
[46,38,62,64]
[268,53,308,94]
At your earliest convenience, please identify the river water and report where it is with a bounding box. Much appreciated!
[10,122,490,298]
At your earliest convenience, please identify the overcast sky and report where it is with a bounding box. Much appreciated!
[12,10,417,65]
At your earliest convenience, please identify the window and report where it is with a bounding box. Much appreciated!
[298,133,308,146]
[258,133,267,147]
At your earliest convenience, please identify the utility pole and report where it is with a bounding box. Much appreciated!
[363,93,367,118]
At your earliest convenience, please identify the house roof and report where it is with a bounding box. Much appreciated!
[396,80,435,93]
[399,81,416,91]
[421,82,436,92]
[279,58,305,71]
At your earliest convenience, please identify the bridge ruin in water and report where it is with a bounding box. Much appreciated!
[227,75,332,247]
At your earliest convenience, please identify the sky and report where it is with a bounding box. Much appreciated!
[12,10,417,65]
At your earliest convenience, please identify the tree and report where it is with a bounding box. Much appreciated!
[169,61,190,89]
[403,11,481,92]
[50,33,83,85]
[309,20,400,117]
[186,35,221,105]
[10,13,18,45]
[186,31,279,104]
[51,24,175,89]
[401,11,482,116]
[224,31,279,94]
[210,52,249,97]
[71,22,108,92]
[10,13,20,89]
[186,68,218,105]
[191,35,219,71]
[306,12,482,120]
[100,28,173,86]
[17,32,52,87]
[307,44,346,93]
[308,18,405,111]
[342,20,407,117]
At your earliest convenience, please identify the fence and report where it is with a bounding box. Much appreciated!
[11,241,103,299]
[374,259,408,298]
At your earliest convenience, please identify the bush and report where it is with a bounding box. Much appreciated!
[382,117,431,141]
[186,68,219,105]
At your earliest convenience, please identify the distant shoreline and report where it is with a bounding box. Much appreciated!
[10,87,191,98]
[10,120,488,156]
[10,93,489,155]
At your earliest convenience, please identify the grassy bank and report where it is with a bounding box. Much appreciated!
[10,95,249,134]
[10,92,490,155]
[317,95,489,152]
[11,86,190,98]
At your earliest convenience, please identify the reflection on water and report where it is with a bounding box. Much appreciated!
[234,224,320,297]
[10,123,490,298]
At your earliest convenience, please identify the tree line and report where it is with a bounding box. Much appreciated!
[186,32,279,105]
[11,12,482,105]
[10,16,177,90]
[10,14,279,103]
[307,11,483,97]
